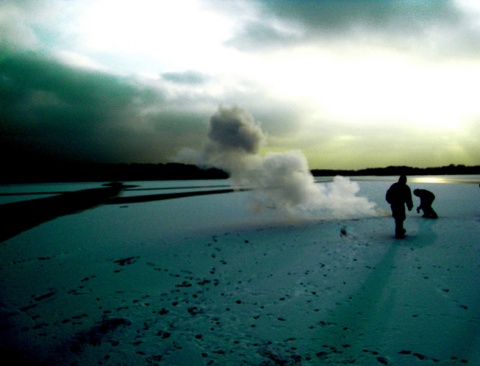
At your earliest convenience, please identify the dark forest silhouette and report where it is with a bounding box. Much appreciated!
[1,162,479,184]
[311,164,480,177]
[1,162,228,184]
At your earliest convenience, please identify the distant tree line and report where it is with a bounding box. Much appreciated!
[1,162,228,184]
[311,164,480,177]
[1,162,479,184]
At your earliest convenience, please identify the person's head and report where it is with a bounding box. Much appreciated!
[398,175,407,184]
[413,189,420,196]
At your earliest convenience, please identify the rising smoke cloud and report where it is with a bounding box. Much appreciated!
[178,105,377,217]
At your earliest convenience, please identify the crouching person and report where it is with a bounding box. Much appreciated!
[413,189,438,219]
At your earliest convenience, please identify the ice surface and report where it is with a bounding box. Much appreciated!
[0,177,479,365]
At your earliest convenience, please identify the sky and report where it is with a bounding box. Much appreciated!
[1,0,480,170]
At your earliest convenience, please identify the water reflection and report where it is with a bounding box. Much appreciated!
[408,176,479,184]
[314,175,480,185]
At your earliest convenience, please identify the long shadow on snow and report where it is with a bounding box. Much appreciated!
[0,184,236,243]
[314,240,399,363]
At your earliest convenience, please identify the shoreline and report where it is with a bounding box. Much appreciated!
[2,162,479,184]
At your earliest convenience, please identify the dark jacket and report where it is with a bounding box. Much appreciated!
[386,182,413,214]
[414,189,435,203]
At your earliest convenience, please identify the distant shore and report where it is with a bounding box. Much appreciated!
[311,164,480,178]
[1,162,479,184]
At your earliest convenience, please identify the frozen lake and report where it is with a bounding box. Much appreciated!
[0,176,479,365]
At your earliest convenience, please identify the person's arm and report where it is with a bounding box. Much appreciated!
[406,187,413,211]
[417,200,423,213]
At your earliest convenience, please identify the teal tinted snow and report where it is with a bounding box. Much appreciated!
[0,178,479,365]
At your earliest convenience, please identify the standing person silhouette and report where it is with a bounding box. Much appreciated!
[386,175,413,239]
[413,189,438,218]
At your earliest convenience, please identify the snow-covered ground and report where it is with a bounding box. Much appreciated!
[0,176,479,365]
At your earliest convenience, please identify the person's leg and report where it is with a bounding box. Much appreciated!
[392,205,406,238]
[418,204,425,215]
[394,217,405,238]
[423,202,438,219]
[421,207,428,217]
[426,205,438,218]
[427,198,438,218]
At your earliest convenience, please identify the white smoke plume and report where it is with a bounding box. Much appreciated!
[178,105,376,217]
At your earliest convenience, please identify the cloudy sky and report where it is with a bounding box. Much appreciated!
[1,0,480,170]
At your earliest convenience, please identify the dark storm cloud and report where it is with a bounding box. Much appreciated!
[228,0,477,56]
[256,0,461,33]
[161,71,209,85]
[0,51,206,164]
[227,20,302,50]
